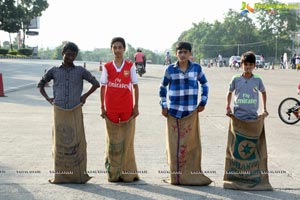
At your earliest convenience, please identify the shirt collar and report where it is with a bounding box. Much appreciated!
[113,59,125,69]
[241,73,254,79]
[59,63,75,68]
[174,60,192,70]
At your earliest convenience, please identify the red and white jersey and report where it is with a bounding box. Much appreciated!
[100,60,138,113]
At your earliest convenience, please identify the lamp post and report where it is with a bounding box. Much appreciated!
[297,33,300,54]
[275,35,278,65]
[291,33,294,55]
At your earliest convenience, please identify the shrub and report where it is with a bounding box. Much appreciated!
[0,48,9,55]
[18,48,33,56]
[8,51,18,55]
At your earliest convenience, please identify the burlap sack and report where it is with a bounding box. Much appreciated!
[50,104,91,184]
[223,114,272,190]
[104,117,139,182]
[166,110,212,185]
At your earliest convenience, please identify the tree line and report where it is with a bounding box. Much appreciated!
[36,41,174,65]
[1,0,299,64]
[173,0,300,63]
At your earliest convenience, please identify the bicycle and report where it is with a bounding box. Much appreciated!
[278,94,300,125]
[263,62,271,70]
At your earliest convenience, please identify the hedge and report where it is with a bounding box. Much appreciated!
[0,48,9,55]
[8,51,18,55]
[18,48,33,56]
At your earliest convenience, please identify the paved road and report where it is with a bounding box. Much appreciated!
[0,59,299,199]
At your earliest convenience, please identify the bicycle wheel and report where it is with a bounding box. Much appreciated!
[264,65,270,70]
[278,97,300,125]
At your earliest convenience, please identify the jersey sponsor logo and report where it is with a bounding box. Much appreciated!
[108,78,130,89]
[236,93,257,105]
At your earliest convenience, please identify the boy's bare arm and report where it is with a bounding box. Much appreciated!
[81,84,100,104]
[162,108,168,118]
[226,91,232,116]
[100,85,106,118]
[261,91,268,115]
[132,84,139,118]
[197,106,205,112]
[39,86,54,105]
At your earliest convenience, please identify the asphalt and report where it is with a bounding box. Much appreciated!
[0,59,300,200]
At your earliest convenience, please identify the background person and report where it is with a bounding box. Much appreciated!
[164,51,171,65]
[134,48,146,72]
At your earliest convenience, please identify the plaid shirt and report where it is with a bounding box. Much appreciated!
[38,64,100,109]
[159,61,209,119]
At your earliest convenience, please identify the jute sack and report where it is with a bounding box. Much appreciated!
[50,104,91,184]
[166,110,212,185]
[223,114,272,190]
[104,117,139,182]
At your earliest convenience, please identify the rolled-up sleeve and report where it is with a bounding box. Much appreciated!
[37,68,53,88]
[198,70,209,106]
[159,70,170,109]
[83,69,100,86]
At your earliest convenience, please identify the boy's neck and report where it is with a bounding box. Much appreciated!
[114,57,123,67]
[178,60,189,71]
[242,72,253,79]
[62,62,74,67]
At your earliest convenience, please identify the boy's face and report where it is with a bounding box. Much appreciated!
[62,49,77,66]
[111,42,125,59]
[176,49,191,62]
[242,62,255,73]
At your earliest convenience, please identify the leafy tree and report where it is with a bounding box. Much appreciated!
[255,0,300,59]
[224,10,259,56]
[173,9,261,61]
[18,0,49,47]
[172,0,299,64]
[82,48,113,62]
[0,0,24,50]
[176,21,213,59]
[38,47,53,59]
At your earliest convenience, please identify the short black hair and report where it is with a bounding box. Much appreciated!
[111,37,126,49]
[176,42,192,52]
[62,42,79,54]
[241,51,256,64]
